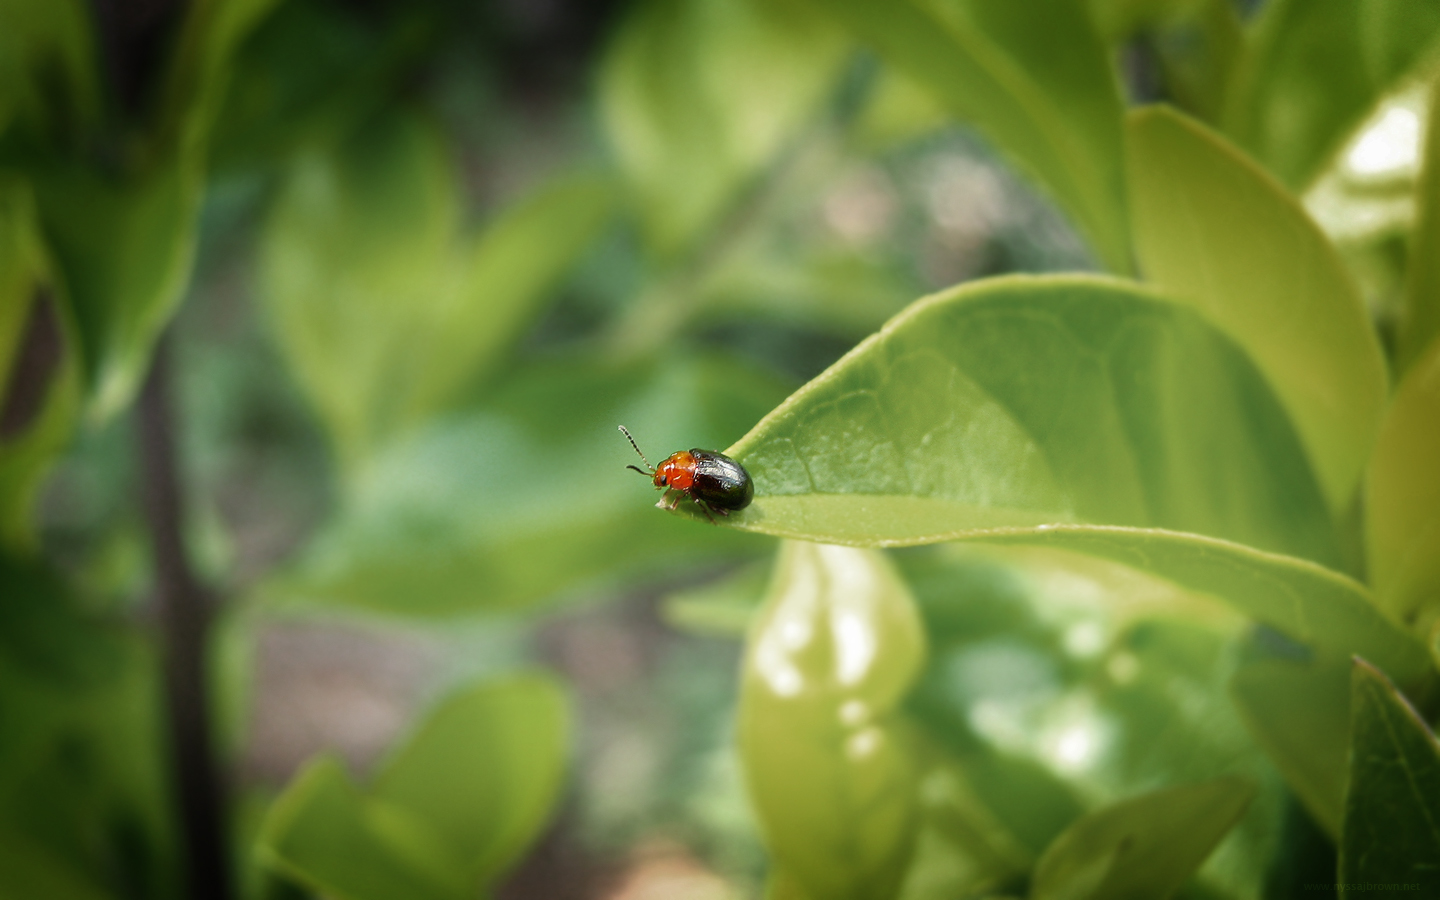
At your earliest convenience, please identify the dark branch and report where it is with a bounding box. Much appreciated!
[137,335,233,900]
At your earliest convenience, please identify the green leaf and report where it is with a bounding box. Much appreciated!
[823,0,1129,273]
[258,675,570,900]
[258,756,469,900]
[1029,776,1255,900]
[599,0,847,259]
[371,675,569,885]
[1339,659,1440,885]
[0,0,100,140]
[1367,339,1440,633]
[26,0,280,419]
[269,353,786,616]
[0,177,79,549]
[1223,0,1440,191]
[1400,80,1440,373]
[959,526,1432,686]
[32,157,203,419]
[1229,651,1351,838]
[739,541,927,900]
[902,547,1281,897]
[261,112,614,470]
[0,824,112,900]
[722,274,1336,564]
[1127,105,1388,515]
[0,556,179,899]
[661,563,769,637]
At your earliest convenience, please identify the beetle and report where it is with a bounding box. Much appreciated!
[619,425,753,523]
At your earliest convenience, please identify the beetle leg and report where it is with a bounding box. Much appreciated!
[694,497,718,524]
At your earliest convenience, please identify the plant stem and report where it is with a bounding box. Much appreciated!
[137,336,233,900]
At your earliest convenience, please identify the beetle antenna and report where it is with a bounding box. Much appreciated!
[618,425,653,471]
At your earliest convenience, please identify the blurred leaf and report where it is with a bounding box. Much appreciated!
[722,274,1336,564]
[1127,106,1388,516]
[26,0,279,419]
[1223,0,1440,191]
[1366,340,1440,633]
[740,541,927,900]
[1400,80,1440,373]
[961,526,1432,687]
[262,111,614,470]
[661,563,769,637]
[371,675,568,885]
[258,756,469,900]
[894,750,1031,899]
[0,176,79,548]
[1339,659,1440,885]
[32,159,202,417]
[159,0,287,147]
[1229,651,1350,838]
[259,675,569,900]
[600,0,847,259]
[0,0,99,141]
[850,69,950,153]
[269,353,786,616]
[0,556,179,899]
[823,0,1129,273]
[902,548,1281,897]
[1029,777,1255,900]
[0,823,111,900]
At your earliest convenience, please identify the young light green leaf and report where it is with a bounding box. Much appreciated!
[267,353,785,616]
[740,541,927,900]
[1029,777,1255,900]
[1366,340,1440,633]
[1399,80,1440,374]
[823,0,1129,273]
[371,674,569,885]
[1339,659,1440,885]
[0,178,80,549]
[1223,0,1440,191]
[600,0,847,259]
[1127,106,1388,515]
[262,113,614,470]
[722,274,1336,564]
[1229,653,1351,838]
[258,675,569,899]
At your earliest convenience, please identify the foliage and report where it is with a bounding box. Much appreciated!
[2,0,1440,897]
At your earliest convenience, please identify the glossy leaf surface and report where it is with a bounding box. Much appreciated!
[262,113,614,470]
[823,0,1130,272]
[271,354,785,615]
[258,675,569,899]
[1339,659,1440,885]
[1223,0,1440,190]
[740,542,926,900]
[600,0,846,259]
[1367,340,1440,632]
[1029,777,1255,900]
[722,274,1335,564]
[1127,106,1387,515]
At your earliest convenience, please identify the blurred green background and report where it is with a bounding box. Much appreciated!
[3,0,1440,898]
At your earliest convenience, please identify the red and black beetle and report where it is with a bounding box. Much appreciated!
[619,425,753,523]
